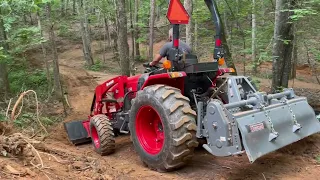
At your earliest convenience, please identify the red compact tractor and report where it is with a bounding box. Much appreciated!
[65,0,320,172]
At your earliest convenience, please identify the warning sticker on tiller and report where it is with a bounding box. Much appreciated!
[246,122,266,133]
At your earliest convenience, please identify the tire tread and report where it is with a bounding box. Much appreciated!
[130,85,198,172]
[90,115,115,155]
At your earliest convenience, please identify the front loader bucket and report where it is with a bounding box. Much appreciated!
[64,120,92,145]
[235,97,320,163]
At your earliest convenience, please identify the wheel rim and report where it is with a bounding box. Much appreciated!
[136,105,164,155]
[91,125,100,148]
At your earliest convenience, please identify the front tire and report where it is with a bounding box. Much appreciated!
[90,115,115,155]
[129,85,198,172]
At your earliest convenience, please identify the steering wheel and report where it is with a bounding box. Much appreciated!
[143,62,162,73]
[143,62,162,68]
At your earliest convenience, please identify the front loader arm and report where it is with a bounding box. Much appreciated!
[91,76,127,115]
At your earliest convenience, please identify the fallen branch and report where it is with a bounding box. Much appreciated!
[30,160,52,180]
[64,94,71,108]
[15,97,24,121]
[5,164,26,176]
[75,166,91,171]
[26,141,44,168]
[10,90,48,134]
[5,98,12,119]
[207,162,232,170]
[39,152,70,164]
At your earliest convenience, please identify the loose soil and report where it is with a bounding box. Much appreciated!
[1,40,320,180]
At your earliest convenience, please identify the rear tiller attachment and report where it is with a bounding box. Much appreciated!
[198,76,320,163]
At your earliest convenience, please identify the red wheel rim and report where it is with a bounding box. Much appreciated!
[91,125,100,148]
[136,105,164,155]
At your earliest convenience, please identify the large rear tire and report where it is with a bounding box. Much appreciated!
[129,85,198,172]
[90,115,115,155]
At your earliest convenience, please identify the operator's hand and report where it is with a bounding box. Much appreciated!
[149,61,156,66]
[150,54,163,66]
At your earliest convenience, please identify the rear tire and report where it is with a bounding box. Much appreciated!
[129,85,198,172]
[90,115,115,155]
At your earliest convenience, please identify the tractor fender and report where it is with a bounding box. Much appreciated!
[140,72,187,92]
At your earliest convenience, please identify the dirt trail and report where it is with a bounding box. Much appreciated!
[2,40,319,180]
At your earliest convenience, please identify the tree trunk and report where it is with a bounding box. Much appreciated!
[184,0,194,49]
[29,13,33,25]
[65,0,69,15]
[104,17,111,47]
[73,0,76,15]
[222,32,236,74]
[0,62,10,99]
[129,0,135,61]
[291,25,297,79]
[156,6,160,22]
[223,4,229,38]
[113,0,119,61]
[46,3,63,98]
[23,14,27,25]
[252,0,257,74]
[261,0,266,25]
[148,0,156,60]
[271,0,295,92]
[61,0,65,17]
[235,0,240,30]
[78,0,94,67]
[134,0,140,57]
[215,0,237,73]
[0,9,9,52]
[37,12,51,92]
[129,0,135,74]
[116,0,130,76]
[194,19,198,52]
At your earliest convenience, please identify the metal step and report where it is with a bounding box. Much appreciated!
[101,98,117,103]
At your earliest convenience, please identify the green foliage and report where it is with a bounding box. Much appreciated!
[139,48,148,61]
[9,68,50,96]
[135,55,146,63]
[58,23,69,36]
[251,77,261,90]
[311,48,320,62]
[0,113,5,122]
[87,59,102,71]
[9,27,45,54]
[0,47,8,63]
[14,113,55,128]
[316,155,320,164]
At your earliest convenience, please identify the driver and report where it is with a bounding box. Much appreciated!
[149,28,192,66]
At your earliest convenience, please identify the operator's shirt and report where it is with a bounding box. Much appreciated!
[159,40,192,60]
